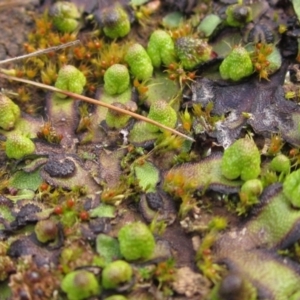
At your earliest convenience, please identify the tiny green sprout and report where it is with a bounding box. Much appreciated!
[5,133,35,159]
[34,219,58,243]
[101,4,131,39]
[283,169,300,208]
[225,3,252,27]
[55,65,86,99]
[49,1,81,33]
[219,45,253,81]
[145,100,177,132]
[104,64,130,95]
[125,43,154,80]
[221,137,261,181]
[61,270,101,300]
[175,37,213,70]
[0,93,20,130]
[270,154,291,175]
[147,30,175,68]
[118,221,155,261]
[102,260,133,289]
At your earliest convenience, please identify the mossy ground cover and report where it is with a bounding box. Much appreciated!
[2,0,300,299]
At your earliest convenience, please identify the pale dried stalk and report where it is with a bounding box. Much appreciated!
[0,40,81,65]
[0,73,195,142]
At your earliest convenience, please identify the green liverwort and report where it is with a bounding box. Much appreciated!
[147,30,175,68]
[49,1,80,33]
[125,43,153,80]
[221,137,261,181]
[102,260,133,289]
[145,100,177,132]
[0,94,20,130]
[61,270,101,300]
[5,134,35,159]
[118,221,155,261]
[175,37,213,70]
[220,46,253,81]
[104,64,130,95]
[101,4,131,39]
[55,65,86,98]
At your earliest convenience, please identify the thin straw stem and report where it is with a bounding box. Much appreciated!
[0,73,195,142]
[0,40,81,65]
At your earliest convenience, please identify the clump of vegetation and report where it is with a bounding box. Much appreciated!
[118,222,155,261]
[219,45,253,81]
[221,137,261,181]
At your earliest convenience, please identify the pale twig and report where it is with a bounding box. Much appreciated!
[0,40,81,65]
[0,74,195,142]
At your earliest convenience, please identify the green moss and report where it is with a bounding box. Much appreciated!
[102,260,132,289]
[219,46,253,81]
[61,270,101,300]
[55,65,86,98]
[5,134,35,159]
[0,94,20,131]
[104,64,130,95]
[147,30,175,68]
[118,222,155,261]
[221,137,261,181]
[125,43,153,80]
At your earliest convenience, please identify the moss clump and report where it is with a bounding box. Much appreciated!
[101,4,131,39]
[175,37,213,70]
[0,94,20,131]
[102,260,133,289]
[145,100,177,132]
[221,137,261,181]
[49,1,80,33]
[147,30,175,68]
[55,65,86,99]
[104,64,130,95]
[61,270,101,300]
[219,46,253,81]
[5,134,35,159]
[125,43,153,80]
[118,222,155,261]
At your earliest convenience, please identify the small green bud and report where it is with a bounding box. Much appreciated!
[118,221,155,261]
[5,134,35,159]
[270,154,291,174]
[197,14,222,37]
[147,30,175,68]
[219,46,253,81]
[221,137,261,181]
[175,37,213,70]
[102,260,133,289]
[55,65,86,98]
[125,43,153,80]
[49,1,80,33]
[34,219,58,243]
[104,64,130,95]
[0,94,20,130]
[61,270,101,300]
[145,100,177,132]
[241,179,263,197]
[226,4,252,27]
[101,4,131,39]
[283,169,300,208]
